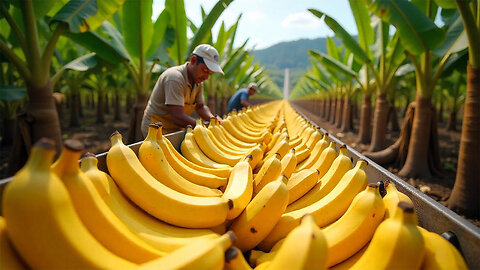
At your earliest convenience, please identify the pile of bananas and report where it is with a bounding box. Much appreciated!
[1,100,467,269]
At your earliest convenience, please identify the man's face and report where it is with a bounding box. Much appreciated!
[248,88,256,95]
[191,57,214,84]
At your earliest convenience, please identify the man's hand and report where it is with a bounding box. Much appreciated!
[215,114,223,124]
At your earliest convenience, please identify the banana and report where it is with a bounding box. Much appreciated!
[107,131,232,228]
[266,129,287,152]
[288,135,303,149]
[280,148,297,178]
[229,175,289,252]
[204,120,252,157]
[286,169,320,204]
[419,227,467,270]
[80,153,220,253]
[2,138,135,269]
[287,145,352,212]
[181,126,233,170]
[259,159,369,251]
[268,214,328,270]
[350,202,425,270]
[52,140,165,263]
[216,121,258,149]
[293,147,310,164]
[0,216,27,269]
[329,243,368,270]
[383,180,417,223]
[224,246,253,270]
[221,118,266,143]
[295,133,330,172]
[307,141,338,178]
[322,183,385,267]
[139,231,236,270]
[193,120,244,166]
[305,128,323,149]
[158,128,231,178]
[243,144,265,170]
[253,153,282,196]
[265,137,290,160]
[140,124,222,197]
[254,261,272,270]
[208,118,254,152]
[222,155,254,220]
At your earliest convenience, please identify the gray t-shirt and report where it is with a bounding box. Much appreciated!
[141,63,205,136]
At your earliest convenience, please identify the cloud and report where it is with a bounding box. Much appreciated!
[281,12,323,30]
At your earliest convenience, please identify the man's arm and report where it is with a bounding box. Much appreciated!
[240,99,252,108]
[168,105,196,127]
[195,103,222,122]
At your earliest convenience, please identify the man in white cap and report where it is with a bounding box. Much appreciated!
[141,44,224,136]
[227,82,258,113]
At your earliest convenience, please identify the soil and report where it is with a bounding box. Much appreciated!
[293,104,480,228]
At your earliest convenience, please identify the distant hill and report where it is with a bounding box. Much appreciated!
[252,37,343,90]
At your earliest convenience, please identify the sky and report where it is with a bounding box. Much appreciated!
[152,0,357,50]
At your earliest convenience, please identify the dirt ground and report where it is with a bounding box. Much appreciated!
[293,104,480,228]
[1,101,478,228]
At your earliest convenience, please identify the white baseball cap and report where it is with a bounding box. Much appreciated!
[192,44,224,75]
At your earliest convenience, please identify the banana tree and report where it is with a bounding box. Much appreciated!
[0,0,122,174]
[366,0,467,178]
[441,0,480,218]
[442,71,466,131]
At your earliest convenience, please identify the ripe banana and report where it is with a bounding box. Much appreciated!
[268,214,328,270]
[287,145,352,212]
[158,129,231,178]
[222,155,254,220]
[265,137,290,160]
[295,133,330,172]
[419,227,467,270]
[208,118,254,152]
[280,148,297,178]
[329,243,368,270]
[267,130,286,151]
[204,119,251,156]
[221,118,266,143]
[139,231,236,270]
[229,175,289,252]
[253,153,282,196]
[3,139,135,269]
[224,246,253,270]
[322,183,385,267]
[302,141,337,178]
[107,131,232,228]
[193,120,243,166]
[350,202,425,269]
[140,124,222,197]
[259,159,369,251]
[243,144,264,170]
[294,147,310,164]
[286,169,320,204]
[80,153,220,253]
[181,126,233,170]
[216,121,258,149]
[52,140,165,263]
[383,180,417,223]
[305,128,323,149]
[0,216,27,269]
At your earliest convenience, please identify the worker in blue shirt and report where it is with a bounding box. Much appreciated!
[227,82,258,113]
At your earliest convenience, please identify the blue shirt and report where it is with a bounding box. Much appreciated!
[227,88,249,113]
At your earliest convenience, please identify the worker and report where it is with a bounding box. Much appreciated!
[141,44,223,136]
[227,82,258,113]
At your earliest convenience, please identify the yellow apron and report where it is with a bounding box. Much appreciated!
[150,86,197,135]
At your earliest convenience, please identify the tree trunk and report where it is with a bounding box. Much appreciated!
[398,95,433,178]
[69,91,80,127]
[114,92,122,121]
[369,93,389,152]
[320,99,325,118]
[447,110,457,131]
[448,64,480,218]
[104,93,110,114]
[325,98,331,121]
[330,98,337,124]
[127,92,148,144]
[126,94,132,113]
[357,94,372,145]
[96,92,105,123]
[8,81,62,175]
[388,101,400,132]
[438,99,444,123]
[340,96,353,132]
[91,92,96,109]
[335,98,344,128]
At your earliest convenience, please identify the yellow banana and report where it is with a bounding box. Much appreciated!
[221,118,266,143]
[288,135,303,148]
[287,145,352,212]
[181,126,233,170]
[259,159,369,251]
[52,140,164,263]
[280,148,297,178]
[3,139,135,269]
[265,137,290,160]
[107,131,232,228]
[268,214,328,270]
[350,202,425,270]
[267,129,286,151]
[158,128,231,178]
[80,154,220,252]
[253,153,282,196]
[241,144,264,171]
[295,133,330,172]
[222,155,254,220]
[419,227,467,270]
[329,243,368,270]
[140,124,222,197]
[230,175,289,252]
[224,246,253,270]
[383,180,418,223]
[298,142,337,179]
[286,169,320,204]
[305,128,323,149]
[204,120,252,156]
[0,216,27,269]
[294,147,310,164]
[208,118,254,152]
[322,183,385,267]
[216,121,258,148]
[139,231,235,270]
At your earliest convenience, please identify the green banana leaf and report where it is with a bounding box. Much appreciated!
[349,0,374,57]
[146,9,170,59]
[309,50,356,79]
[165,0,187,64]
[0,85,27,101]
[51,52,98,87]
[368,0,445,55]
[51,0,99,33]
[121,0,153,59]
[86,0,124,30]
[434,15,467,57]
